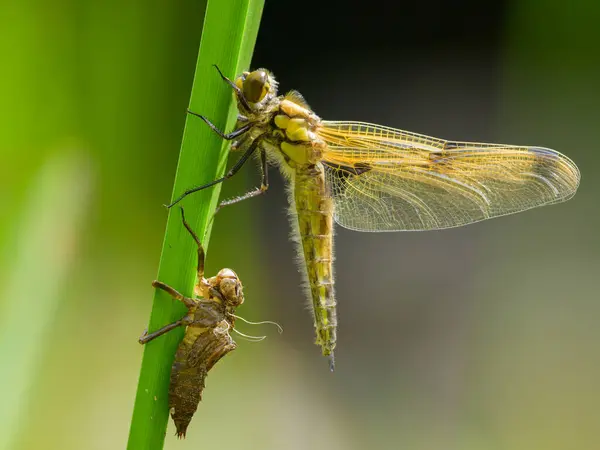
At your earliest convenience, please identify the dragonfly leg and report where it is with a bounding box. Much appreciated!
[166,138,260,208]
[212,64,252,112]
[138,317,191,344]
[178,206,205,279]
[214,149,269,215]
[186,110,253,140]
[152,280,196,309]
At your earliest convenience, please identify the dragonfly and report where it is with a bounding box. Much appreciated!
[139,207,244,438]
[169,66,581,371]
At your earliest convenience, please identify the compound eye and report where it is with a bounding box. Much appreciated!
[243,70,269,103]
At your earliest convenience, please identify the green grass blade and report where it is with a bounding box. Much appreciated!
[127,0,264,448]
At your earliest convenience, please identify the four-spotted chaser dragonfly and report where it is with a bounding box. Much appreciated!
[169,67,580,371]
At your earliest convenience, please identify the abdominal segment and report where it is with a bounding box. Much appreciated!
[169,326,236,438]
[293,163,337,358]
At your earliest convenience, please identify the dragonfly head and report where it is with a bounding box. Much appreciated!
[216,268,244,308]
[235,68,278,107]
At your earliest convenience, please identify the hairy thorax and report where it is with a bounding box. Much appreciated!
[243,92,326,172]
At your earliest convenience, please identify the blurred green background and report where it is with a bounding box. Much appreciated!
[1,0,598,449]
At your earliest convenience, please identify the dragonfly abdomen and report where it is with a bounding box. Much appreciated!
[169,325,236,437]
[168,331,206,438]
[293,164,337,364]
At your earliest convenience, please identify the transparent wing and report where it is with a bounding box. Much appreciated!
[319,121,580,232]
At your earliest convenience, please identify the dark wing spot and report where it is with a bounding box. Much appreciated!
[324,161,371,177]
[324,162,372,197]
[443,142,460,151]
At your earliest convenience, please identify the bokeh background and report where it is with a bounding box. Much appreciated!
[1,0,599,449]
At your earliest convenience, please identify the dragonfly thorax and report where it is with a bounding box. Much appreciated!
[232,70,324,169]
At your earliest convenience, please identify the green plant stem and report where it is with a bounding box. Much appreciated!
[127,1,264,448]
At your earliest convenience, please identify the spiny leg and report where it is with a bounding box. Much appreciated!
[152,280,195,308]
[139,319,187,344]
[212,64,252,112]
[186,110,253,140]
[141,209,205,345]
[230,129,250,152]
[166,137,261,208]
[215,149,269,215]
[179,206,205,279]
[142,278,195,343]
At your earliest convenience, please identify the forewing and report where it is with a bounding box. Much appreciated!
[319,121,580,231]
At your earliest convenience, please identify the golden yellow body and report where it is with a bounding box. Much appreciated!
[233,89,340,363]
[176,68,580,369]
